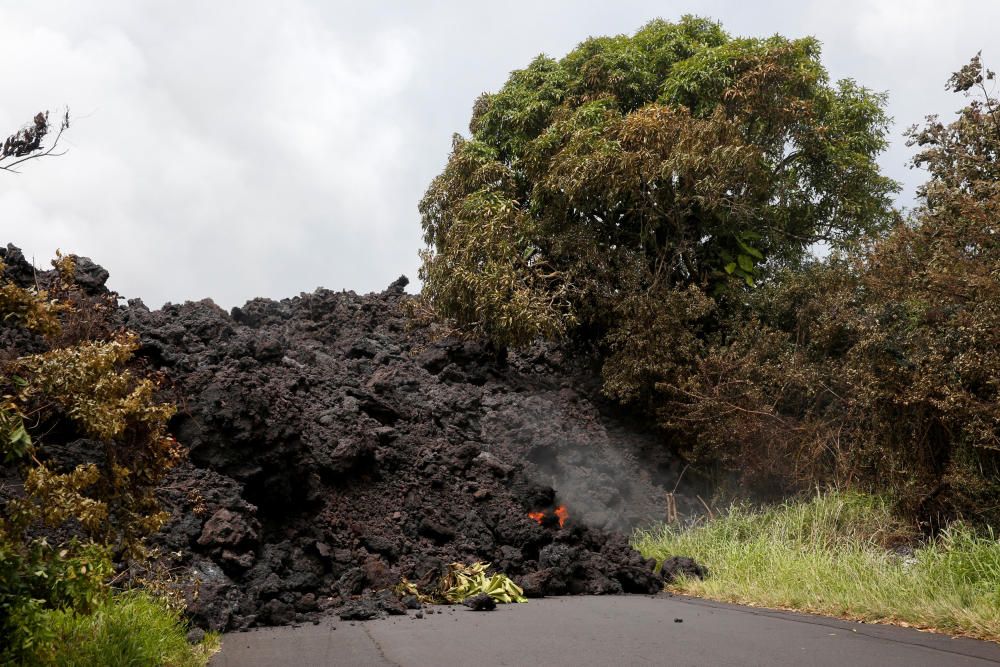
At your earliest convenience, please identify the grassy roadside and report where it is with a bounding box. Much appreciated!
[32,590,219,666]
[633,492,1000,642]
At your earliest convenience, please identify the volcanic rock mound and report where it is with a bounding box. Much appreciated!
[2,244,702,631]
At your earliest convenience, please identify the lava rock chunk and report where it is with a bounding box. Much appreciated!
[463,593,497,611]
[661,556,709,583]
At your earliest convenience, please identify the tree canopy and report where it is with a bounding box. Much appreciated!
[419,16,899,346]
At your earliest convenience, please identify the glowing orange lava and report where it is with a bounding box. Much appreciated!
[528,505,569,528]
[554,505,568,527]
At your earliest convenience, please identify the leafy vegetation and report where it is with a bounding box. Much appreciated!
[651,54,1000,525]
[0,253,203,664]
[634,492,1000,641]
[440,562,527,604]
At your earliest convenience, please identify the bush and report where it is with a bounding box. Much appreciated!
[0,252,182,663]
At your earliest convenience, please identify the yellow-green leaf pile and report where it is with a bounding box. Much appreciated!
[441,562,527,604]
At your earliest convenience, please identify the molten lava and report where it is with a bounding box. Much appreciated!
[554,505,569,527]
[528,505,569,528]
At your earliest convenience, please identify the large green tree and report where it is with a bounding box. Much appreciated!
[419,16,898,346]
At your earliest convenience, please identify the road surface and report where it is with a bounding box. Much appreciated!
[210,595,1000,666]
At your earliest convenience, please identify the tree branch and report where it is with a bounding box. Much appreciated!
[0,109,70,174]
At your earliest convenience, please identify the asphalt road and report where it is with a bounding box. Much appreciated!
[210,595,1000,667]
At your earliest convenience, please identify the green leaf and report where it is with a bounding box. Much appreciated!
[737,254,754,272]
[10,424,27,444]
[724,262,737,274]
[736,239,764,260]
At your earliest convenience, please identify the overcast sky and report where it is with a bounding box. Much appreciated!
[0,1,993,309]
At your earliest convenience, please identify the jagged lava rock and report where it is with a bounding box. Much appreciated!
[122,281,704,630]
[1,245,703,632]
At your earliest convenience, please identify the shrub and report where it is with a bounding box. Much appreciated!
[0,253,181,662]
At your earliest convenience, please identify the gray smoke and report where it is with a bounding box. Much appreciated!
[480,386,697,532]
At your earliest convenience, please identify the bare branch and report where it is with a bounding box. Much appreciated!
[0,108,70,173]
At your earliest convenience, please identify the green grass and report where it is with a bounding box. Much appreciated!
[634,492,1000,641]
[40,590,219,666]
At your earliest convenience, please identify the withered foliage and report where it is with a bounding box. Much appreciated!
[1,112,49,159]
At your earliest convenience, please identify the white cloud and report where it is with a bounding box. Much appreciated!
[0,1,994,307]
